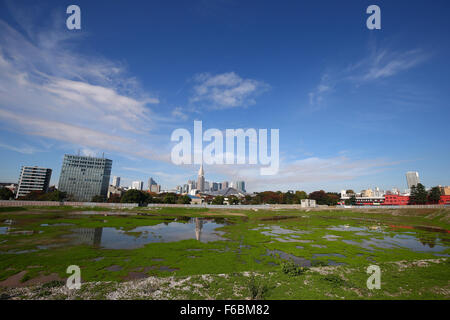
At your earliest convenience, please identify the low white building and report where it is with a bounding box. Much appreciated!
[301,199,316,208]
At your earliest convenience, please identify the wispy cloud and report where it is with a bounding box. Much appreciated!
[308,45,430,108]
[0,142,40,154]
[171,107,189,121]
[0,8,172,163]
[189,72,269,109]
[354,48,429,82]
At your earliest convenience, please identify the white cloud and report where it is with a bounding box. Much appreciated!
[206,156,398,192]
[308,46,429,108]
[0,142,40,154]
[0,14,171,163]
[171,107,188,121]
[190,72,269,109]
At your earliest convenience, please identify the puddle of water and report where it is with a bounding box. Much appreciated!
[6,230,34,235]
[66,218,227,249]
[311,244,326,248]
[274,238,305,243]
[323,234,342,241]
[0,227,8,235]
[312,253,346,258]
[105,265,122,272]
[266,249,311,267]
[159,266,178,272]
[390,225,450,234]
[327,260,345,266]
[257,225,311,237]
[328,225,366,232]
[342,234,448,253]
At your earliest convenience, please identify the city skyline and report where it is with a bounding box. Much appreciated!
[1,1,450,192]
[4,152,445,197]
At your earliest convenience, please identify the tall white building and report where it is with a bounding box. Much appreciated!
[197,165,205,192]
[406,171,420,189]
[131,181,143,190]
[112,176,120,187]
[16,166,52,199]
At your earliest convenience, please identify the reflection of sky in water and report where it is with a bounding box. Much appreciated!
[68,218,227,249]
[254,225,311,242]
[0,227,8,234]
[342,234,448,252]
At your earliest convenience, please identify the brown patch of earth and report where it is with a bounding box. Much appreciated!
[122,272,148,281]
[0,271,63,288]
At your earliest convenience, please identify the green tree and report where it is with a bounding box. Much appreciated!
[350,194,357,205]
[0,187,14,200]
[308,190,328,205]
[18,190,44,200]
[162,193,177,204]
[325,193,340,206]
[121,189,149,204]
[39,190,67,201]
[410,183,427,204]
[227,195,240,205]
[428,186,442,204]
[107,193,122,203]
[294,191,307,203]
[177,195,191,204]
[212,196,224,205]
[91,195,105,203]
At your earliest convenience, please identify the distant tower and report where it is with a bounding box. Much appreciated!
[148,177,157,189]
[406,171,420,189]
[195,218,203,241]
[197,164,205,192]
[112,176,120,187]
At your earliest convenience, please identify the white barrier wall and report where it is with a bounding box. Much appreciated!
[0,200,138,208]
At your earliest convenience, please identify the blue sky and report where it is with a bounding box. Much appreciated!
[0,0,449,192]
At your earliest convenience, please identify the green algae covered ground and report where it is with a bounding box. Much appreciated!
[0,206,449,300]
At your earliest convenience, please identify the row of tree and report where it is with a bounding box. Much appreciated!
[2,184,443,206]
[0,189,68,201]
[409,183,442,204]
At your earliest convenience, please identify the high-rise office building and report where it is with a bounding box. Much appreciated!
[150,184,161,193]
[197,165,205,192]
[148,177,157,189]
[221,181,229,190]
[131,181,144,190]
[406,171,420,189]
[16,166,52,199]
[112,176,120,187]
[58,154,112,201]
[234,181,246,193]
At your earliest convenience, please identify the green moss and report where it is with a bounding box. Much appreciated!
[0,206,449,299]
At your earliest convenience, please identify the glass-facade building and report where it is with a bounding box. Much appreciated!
[405,171,420,189]
[58,154,112,201]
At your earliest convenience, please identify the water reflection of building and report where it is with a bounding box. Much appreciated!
[72,228,103,246]
[195,218,204,241]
